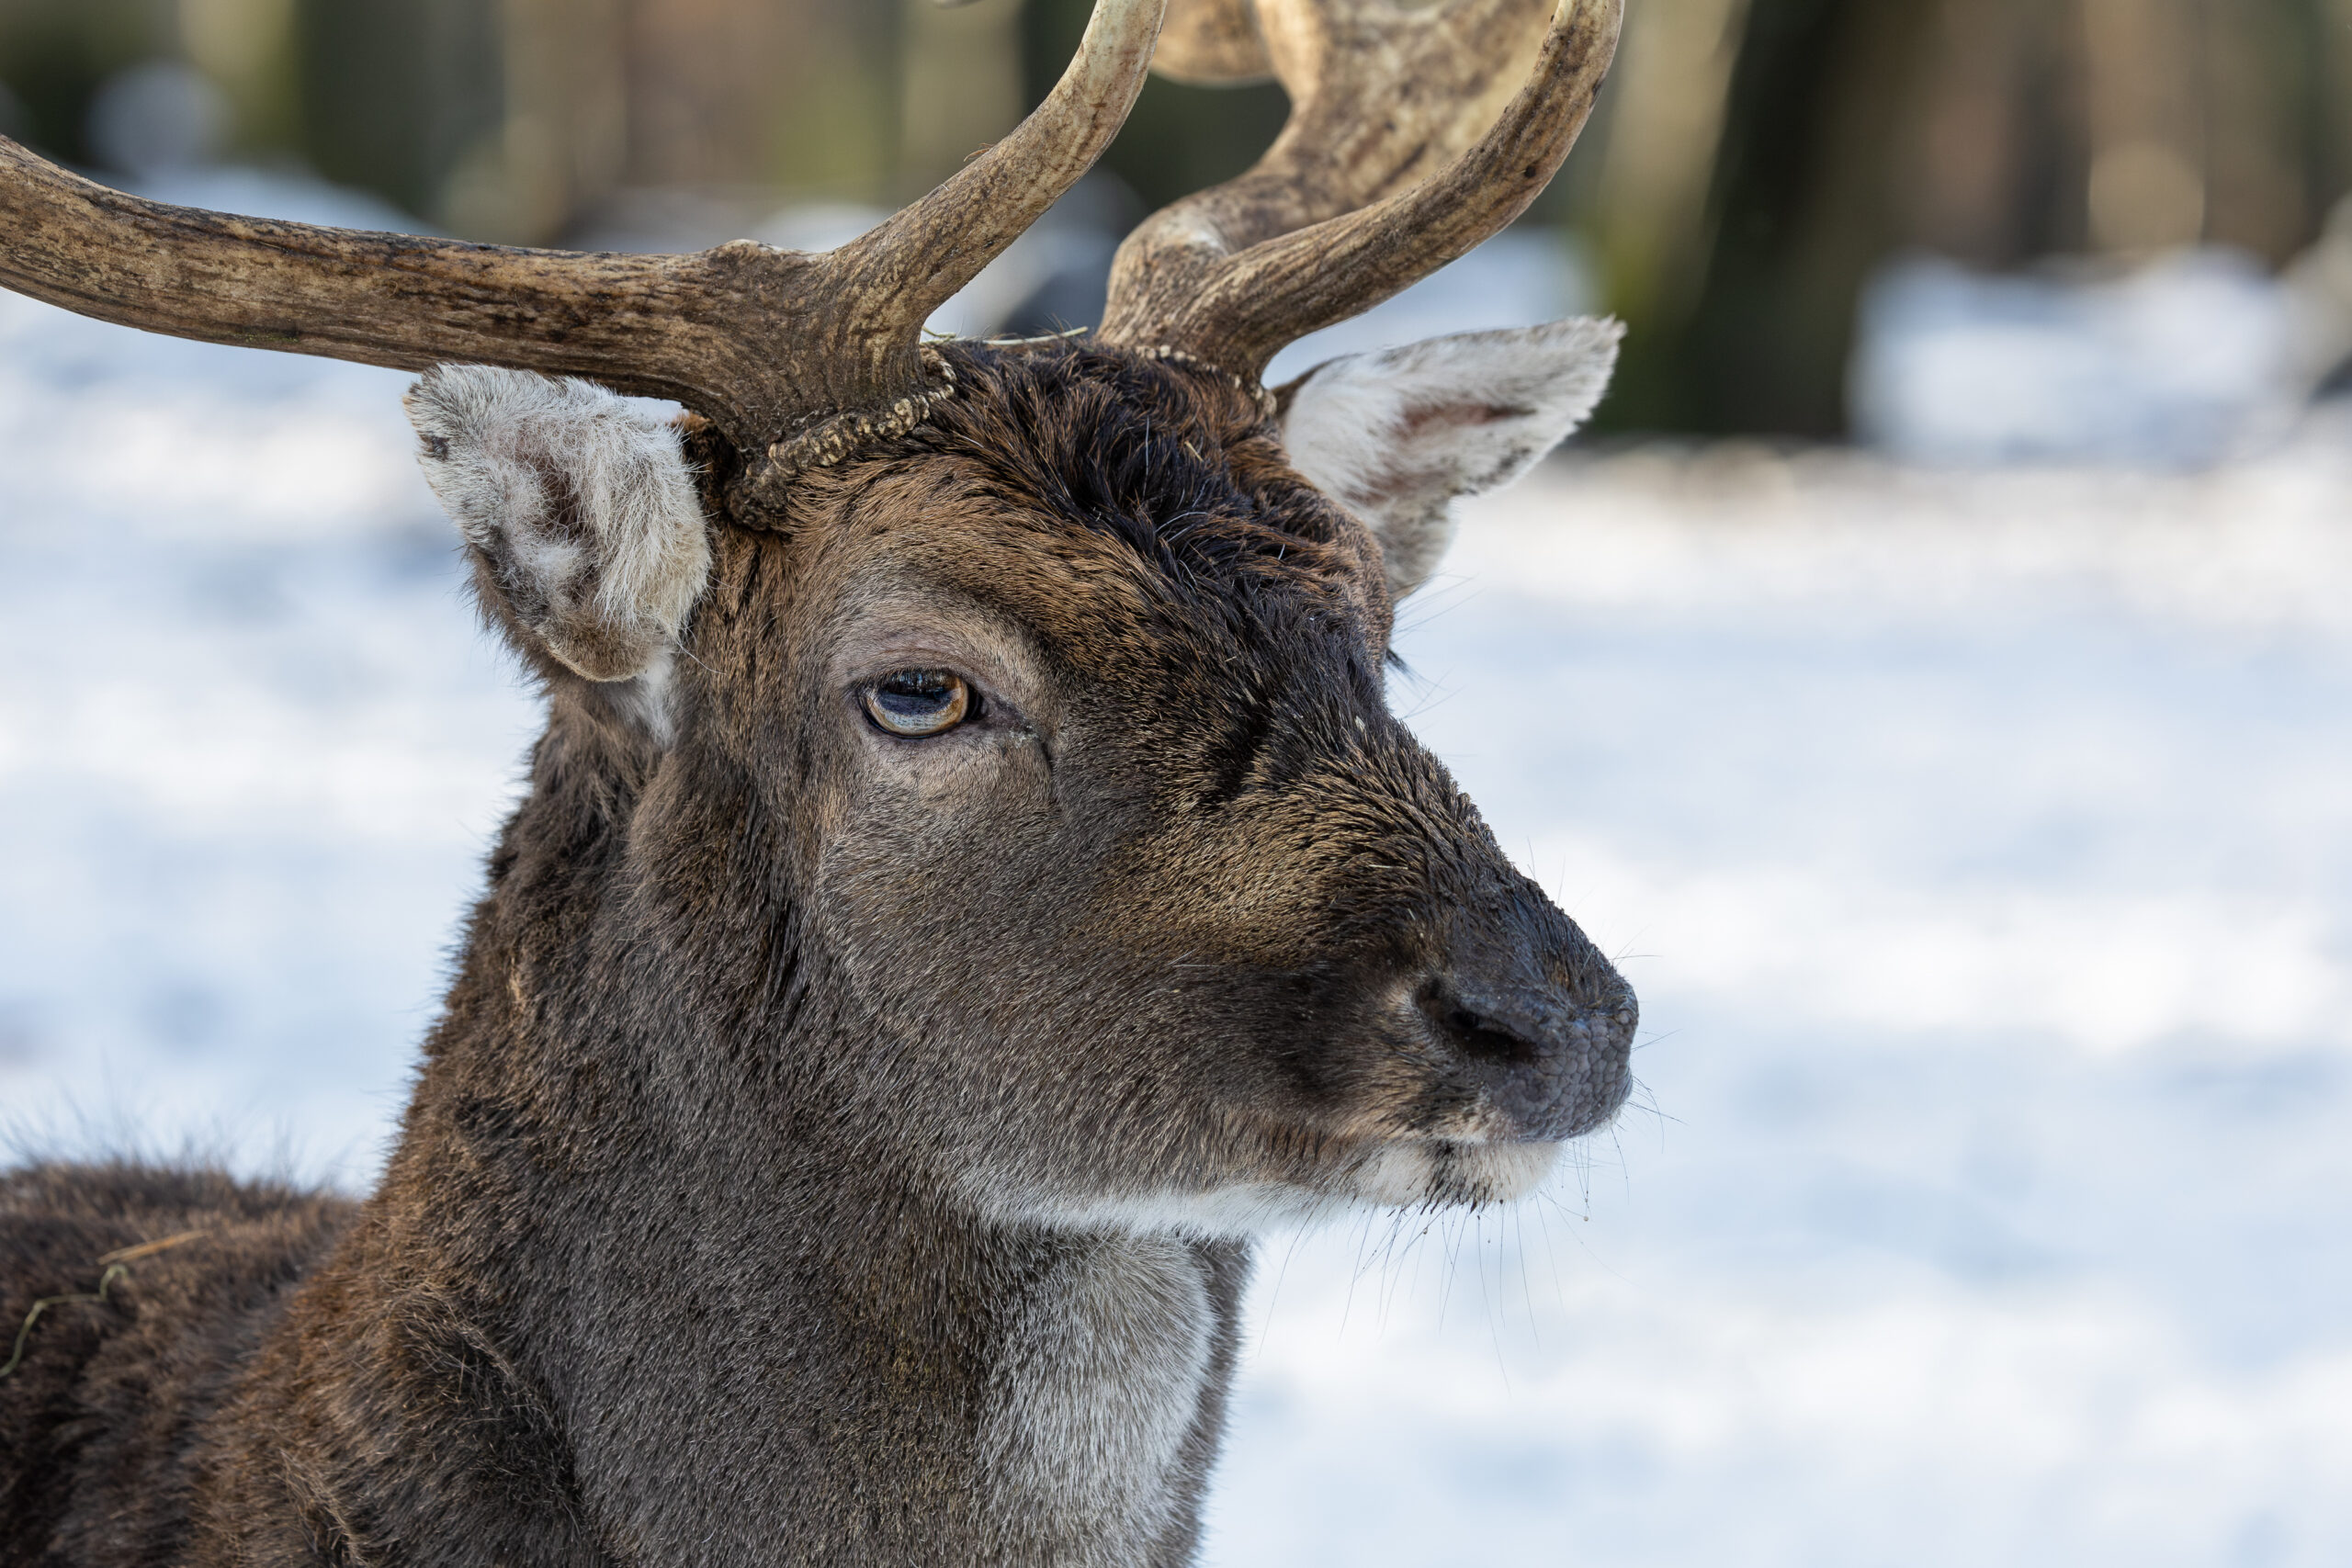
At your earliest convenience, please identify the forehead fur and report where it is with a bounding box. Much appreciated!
[813,342,1393,651]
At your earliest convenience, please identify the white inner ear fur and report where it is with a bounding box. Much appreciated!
[404,365,711,689]
[1277,317,1623,602]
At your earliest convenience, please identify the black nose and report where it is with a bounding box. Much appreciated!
[1418,966,1634,1143]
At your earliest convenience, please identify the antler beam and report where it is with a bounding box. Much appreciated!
[0,151,802,444]
[0,0,1167,451]
[1102,0,1622,379]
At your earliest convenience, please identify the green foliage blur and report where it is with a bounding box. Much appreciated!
[6,0,2352,437]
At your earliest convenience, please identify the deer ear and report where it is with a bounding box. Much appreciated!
[1276,318,1623,602]
[404,366,712,683]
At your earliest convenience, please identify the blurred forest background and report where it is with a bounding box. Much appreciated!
[5,0,2352,443]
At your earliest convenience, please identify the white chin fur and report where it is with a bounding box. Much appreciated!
[1352,1140,1562,1207]
[1448,1141,1564,1202]
[1005,1142,1566,1240]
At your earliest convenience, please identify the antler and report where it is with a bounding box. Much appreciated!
[1099,0,1622,380]
[0,0,1167,451]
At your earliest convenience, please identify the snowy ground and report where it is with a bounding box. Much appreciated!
[4,286,2349,1564]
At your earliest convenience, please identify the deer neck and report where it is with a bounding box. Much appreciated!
[293,718,1250,1564]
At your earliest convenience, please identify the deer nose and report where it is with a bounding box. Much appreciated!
[1416,967,1635,1144]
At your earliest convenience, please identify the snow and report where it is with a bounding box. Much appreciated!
[4,212,2349,1562]
[1851,250,2309,468]
[0,287,526,1180]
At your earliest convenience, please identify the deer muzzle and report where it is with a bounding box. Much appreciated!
[1413,905,1635,1145]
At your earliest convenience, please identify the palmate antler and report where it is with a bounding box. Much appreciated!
[0,0,1167,452]
[1106,0,1623,380]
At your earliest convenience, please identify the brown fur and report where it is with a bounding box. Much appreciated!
[1,342,1632,1565]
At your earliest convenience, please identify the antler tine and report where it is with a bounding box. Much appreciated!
[1098,0,1623,380]
[0,0,1168,454]
[832,0,1167,341]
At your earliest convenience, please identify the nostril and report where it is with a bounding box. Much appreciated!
[1449,1008,1540,1066]
[1421,987,1543,1066]
[1413,969,1636,1142]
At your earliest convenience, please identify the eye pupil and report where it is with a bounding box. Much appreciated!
[865,669,972,736]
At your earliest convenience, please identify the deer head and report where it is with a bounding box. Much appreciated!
[0,0,1631,1224]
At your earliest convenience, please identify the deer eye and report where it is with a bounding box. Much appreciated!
[863,670,973,737]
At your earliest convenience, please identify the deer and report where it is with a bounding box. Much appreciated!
[0,0,1631,1561]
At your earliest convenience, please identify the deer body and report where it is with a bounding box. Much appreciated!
[0,4,1634,1562]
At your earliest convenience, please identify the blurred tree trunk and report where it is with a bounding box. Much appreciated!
[1590,0,1750,354]
[2194,0,2324,261]
[450,0,628,242]
[295,0,501,225]
[1598,0,1937,436]
[1021,0,1287,215]
[1904,0,2064,265]
[0,0,178,163]
[2324,0,2352,198]
[622,0,898,199]
[2076,0,2204,252]
[296,0,901,241]
[175,0,298,148]
[900,0,1022,197]
[1589,0,2352,436]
